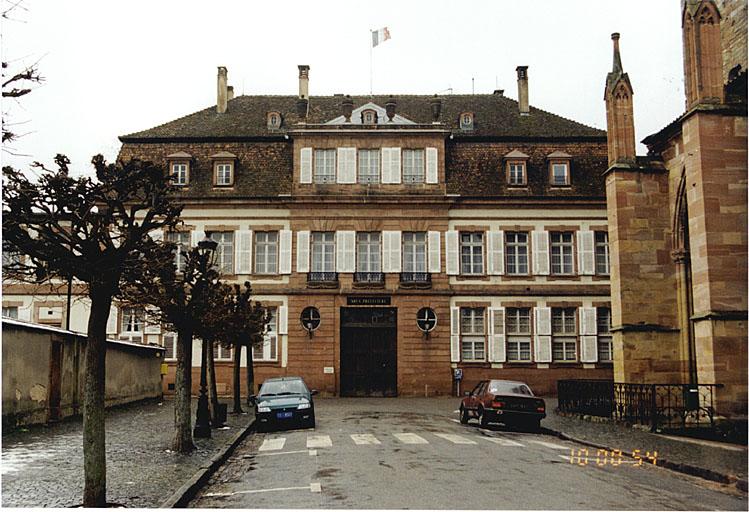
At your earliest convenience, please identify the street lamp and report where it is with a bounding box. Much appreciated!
[193,234,218,439]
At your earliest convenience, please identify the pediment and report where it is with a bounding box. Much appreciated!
[325,102,416,125]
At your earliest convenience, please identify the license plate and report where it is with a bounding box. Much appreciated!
[276,411,293,419]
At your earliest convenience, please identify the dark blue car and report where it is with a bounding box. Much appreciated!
[252,376,317,432]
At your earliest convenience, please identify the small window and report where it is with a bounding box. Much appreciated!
[595,231,610,276]
[550,232,574,275]
[255,232,279,275]
[314,149,336,184]
[209,231,234,275]
[267,111,282,130]
[253,307,278,361]
[358,149,380,184]
[505,232,529,275]
[120,308,144,343]
[551,162,570,186]
[362,109,378,124]
[460,307,485,361]
[402,149,425,184]
[163,332,177,360]
[170,162,189,186]
[215,162,233,186]
[311,232,335,273]
[506,307,532,362]
[356,232,382,273]
[167,231,191,273]
[507,161,526,186]
[552,307,577,362]
[597,307,613,362]
[2,306,19,319]
[460,232,484,275]
[459,112,474,131]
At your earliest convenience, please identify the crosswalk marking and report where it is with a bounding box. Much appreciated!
[433,433,477,445]
[258,437,286,451]
[393,433,429,444]
[307,435,332,448]
[350,434,381,445]
[483,437,524,447]
[530,440,569,450]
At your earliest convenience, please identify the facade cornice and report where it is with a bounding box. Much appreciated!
[641,103,748,150]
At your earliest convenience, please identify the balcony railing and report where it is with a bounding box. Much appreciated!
[354,272,385,285]
[306,272,339,288]
[399,272,431,288]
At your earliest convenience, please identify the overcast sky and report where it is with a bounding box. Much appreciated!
[3,0,685,176]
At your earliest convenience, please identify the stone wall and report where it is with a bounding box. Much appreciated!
[717,0,748,83]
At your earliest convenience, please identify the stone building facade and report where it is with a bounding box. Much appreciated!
[4,65,614,397]
[603,0,747,417]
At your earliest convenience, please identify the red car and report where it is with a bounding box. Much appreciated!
[459,379,546,430]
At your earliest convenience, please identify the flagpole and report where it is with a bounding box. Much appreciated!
[369,29,373,96]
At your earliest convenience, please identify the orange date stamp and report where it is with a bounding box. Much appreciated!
[569,448,658,467]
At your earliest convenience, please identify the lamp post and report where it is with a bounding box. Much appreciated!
[193,235,217,439]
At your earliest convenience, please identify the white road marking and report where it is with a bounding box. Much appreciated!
[530,440,570,450]
[258,437,286,451]
[483,437,524,447]
[255,450,308,457]
[307,435,332,448]
[310,482,322,493]
[203,483,320,497]
[433,433,477,445]
[393,433,429,444]
[309,449,317,456]
[350,434,382,445]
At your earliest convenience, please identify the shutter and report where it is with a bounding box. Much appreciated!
[149,229,164,242]
[428,231,441,273]
[426,147,438,184]
[296,231,310,273]
[535,306,552,335]
[17,306,31,322]
[578,230,595,276]
[487,230,505,275]
[535,336,552,363]
[391,147,401,184]
[450,307,460,363]
[382,231,392,273]
[580,336,598,363]
[580,307,597,335]
[532,230,550,275]
[144,307,161,335]
[381,148,393,184]
[191,230,205,247]
[279,230,292,274]
[488,307,506,363]
[385,231,401,273]
[300,147,312,184]
[106,306,118,335]
[235,230,253,275]
[336,231,355,273]
[278,306,288,335]
[337,147,357,184]
[445,230,459,275]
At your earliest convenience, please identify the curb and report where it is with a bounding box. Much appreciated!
[545,427,746,491]
[160,418,256,508]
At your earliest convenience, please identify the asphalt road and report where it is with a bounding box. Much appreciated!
[190,398,747,510]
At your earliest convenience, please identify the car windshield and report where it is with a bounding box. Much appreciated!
[490,382,533,396]
[259,380,309,397]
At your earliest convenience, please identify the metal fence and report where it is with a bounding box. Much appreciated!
[557,379,723,432]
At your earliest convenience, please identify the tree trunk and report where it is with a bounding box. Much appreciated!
[232,344,243,413]
[246,345,255,404]
[207,340,221,426]
[82,290,112,507]
[172,327,195,453]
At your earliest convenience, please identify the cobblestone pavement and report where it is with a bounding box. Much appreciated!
[1,398,253,508]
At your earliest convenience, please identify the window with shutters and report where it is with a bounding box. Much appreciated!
[2,306,18,319]
[460,307,485,361]
[170,162,189,186]
[550,232,574,275]
[402,232,427,273]
[552,307,577,361]
[358,149,380,184]
[214,162,234,186]
[255,232,279,274]
[209,232,234,275]
[550,162,570,186]
[311,232,335,272]
[507,161,527,186]
[120,307,144,343]
[213,343,233,361]
[314,149,336,184]
[505,232,529,275]
[356,232,381,272]
[597,307,613,362]
[595,231,610,275]
[402,149,425,184]
[163,332,177,361]
[506,308,532,362]
[460,232,484,275]
[253,307,278,362]
[167,231,190,272]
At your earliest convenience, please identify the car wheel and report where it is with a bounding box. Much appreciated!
[459,406,469,424]
[479,408,490,428]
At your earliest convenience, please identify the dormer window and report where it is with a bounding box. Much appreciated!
[459,112,474,131]
[547,151,572,186]
[362,109,378,124]
[166,151,192,186]
[211,151,237,187]
[267,111,282,130]
[504,150,529,186]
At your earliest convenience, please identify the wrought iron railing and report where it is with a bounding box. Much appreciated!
[354,272,384,284]
[558,379,723,432]
[307,272,338,283]
[400,272,431,285]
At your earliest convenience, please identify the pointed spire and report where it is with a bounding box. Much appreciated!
[611,33,623,74]
[605,32,633,96]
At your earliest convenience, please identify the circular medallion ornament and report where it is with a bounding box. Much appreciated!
[416,307,437,333]
[301,306,321,331]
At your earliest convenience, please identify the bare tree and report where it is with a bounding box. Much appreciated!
[2,155,182,507]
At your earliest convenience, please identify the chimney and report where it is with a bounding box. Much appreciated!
[227,86,234,101]
[342,95,353,122]
[217,66,228,114]
[298,65,310,100]
[430,95,442,122]
[493,89,504,96]
[385,96,397,121]
[516,66,529,115]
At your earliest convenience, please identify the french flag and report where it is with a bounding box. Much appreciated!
[371,27,391,47]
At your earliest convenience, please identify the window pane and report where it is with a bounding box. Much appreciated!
[358,149,380,184]
[403,149,425,184]
[314,149,336,184]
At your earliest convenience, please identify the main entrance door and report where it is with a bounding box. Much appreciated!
[340,307,397,397]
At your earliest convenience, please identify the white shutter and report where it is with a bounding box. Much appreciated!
[535,336,552,363]
[296,231,310,273]
[578,230,596,276]
[106,306,118,335]
[278,305,288,335]
[489,307,506,363]
[580,336,598,363]
[391,147,401,184]
[382,231,392,273]
[300,147,312,184]
[580,307,597,335]
[487,230,505,275]
[426,147,438,184]
[532,230,550,275]
[535,306,552,335]
[445,230,459,275]
[579,307,598,362]
[279,230,292,274]
[191,230,205,247]
[149,229,164,242]
[336,231,355,273]
[382,231,401,273]
[428,231,441,273]
[381,148,393,184]
[144,307,161,335]
[534,306,552,363]
[450,307,460,363]
[235,230,253,275]
[336,147,357,184]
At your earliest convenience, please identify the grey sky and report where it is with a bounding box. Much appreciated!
[3,0,684,176]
